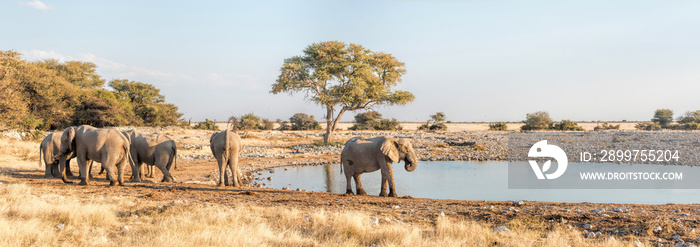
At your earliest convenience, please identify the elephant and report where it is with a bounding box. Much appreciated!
[340,136,418,197]
[39,131,73,178]
[121,130,177,182]
[52,125,132,186]
[210,130,242,187]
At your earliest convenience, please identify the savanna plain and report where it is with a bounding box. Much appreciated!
[0,124,697,247]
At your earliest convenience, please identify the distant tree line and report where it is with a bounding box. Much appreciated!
[636,109,700,130]
[0,50,184,131]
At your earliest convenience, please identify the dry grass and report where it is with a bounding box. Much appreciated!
[0,135,643,246]
[0,182,638,247]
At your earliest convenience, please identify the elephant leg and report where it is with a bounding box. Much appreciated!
[387,165,397,197]
[45,160,56,178]
[155,154,174,183]
[77,155,89,186]
[98,166,104,175]
[216,156,226,187]
[65,159,74,177]
[102,158,119,186]
[344,167,354,195]
[130,158,142,182]
[148,165,154,178]
[379,172,388,197]
[354,174,367,196]
[230,155,240,187]
[87,160,95,179]
[117,155,127,186]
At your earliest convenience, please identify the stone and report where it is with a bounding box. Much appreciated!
[55,224,65,230]
[493,226,510,233]
[370,217,379,225]
[584,223,593,229]
[654,226,663,232]
[633,240,644,247]
[120,225,130,231]
[438,212,445,217]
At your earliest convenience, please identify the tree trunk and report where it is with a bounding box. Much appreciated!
[324,106,333,143]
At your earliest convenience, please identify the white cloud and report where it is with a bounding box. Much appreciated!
[19,0,52,10]
[24,49,66,61]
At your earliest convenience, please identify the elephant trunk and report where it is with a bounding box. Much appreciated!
[404,155,418,172]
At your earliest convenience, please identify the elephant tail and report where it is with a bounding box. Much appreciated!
[170,143,178,170]
[223,131,230,167]
[38,144,44,168]
[124,142,134,170]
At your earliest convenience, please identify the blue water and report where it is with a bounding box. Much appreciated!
[255,161,700,204]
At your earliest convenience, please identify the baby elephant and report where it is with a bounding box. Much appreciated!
[210,130,242,187]
[122,130,177,183]
[340,136,418,197]
[39,131,73,178]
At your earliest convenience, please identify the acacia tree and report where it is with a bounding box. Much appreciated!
[271,41,415,143]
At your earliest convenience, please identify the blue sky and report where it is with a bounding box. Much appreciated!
[2,0,699,122]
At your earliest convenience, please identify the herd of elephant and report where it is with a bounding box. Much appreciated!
[39,125,419,197]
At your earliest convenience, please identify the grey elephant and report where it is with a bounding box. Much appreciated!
[39,131,73,178]
[121,130,177,182]
[210,130,242,187]
[340,136,418,197]
[52,125,132,186]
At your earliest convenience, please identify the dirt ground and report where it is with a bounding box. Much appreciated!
[2,128,698,245]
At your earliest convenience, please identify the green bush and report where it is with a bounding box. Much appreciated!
[551,120,584,131]
[349,111,402,130]
[289,113,321,130]
[418,112,447,131]
[678,110,700,124]
[521,111,553,130]
[489,122,507,131]
[239,113,261,130]
[593,123,620,131]
[635,122,661,131]
[680,122,700,130]
[652,109,674,128]
[193,119,219,130]
[261,118,275,130]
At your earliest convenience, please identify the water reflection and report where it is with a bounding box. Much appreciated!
[256,161,700,204]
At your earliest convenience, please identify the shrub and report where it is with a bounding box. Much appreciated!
[378,118,402,131]
[289,113,321,130]
[349,111,402,130]
[261,118,275,130]
[635,122,661,131]
[488,122,507,131]
[276,119,292,131]
[239,113,261,130]
[521,111,552,130]
[593,122,620,131]
[551,120,583,131]
[680,122,700,130]
[678,110,700,124]
[652,109,674,128]
[418,112,448,131]
[193,119,219,130]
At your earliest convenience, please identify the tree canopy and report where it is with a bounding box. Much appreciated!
[0,50,184,130]
[271,41,415,142]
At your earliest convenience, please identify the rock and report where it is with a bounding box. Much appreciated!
[390,205,400,209]
[120,225,130,231]
[601,214,610,217]
[584,223,593,229]
[172,200,185,204]
[488,217,494,221]
[55,224,65,230]
[513,200,524,206]
[438,212,445,217]
[282,187,289,190]
[675,218,684,222]
[672,234,682,240]
[613,207,628,213]
[586,232,596,238]
[560,217,567,224]
[654,226,663,232]
[674,209,682,213]
[370,217,379,225]
[605,236,616,242]
[592,208,604,213]
[633,240,644,247]
[493,226,510,233]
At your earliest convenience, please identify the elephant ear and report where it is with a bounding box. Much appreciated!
[60,127,75,153]
[380,138,400,163]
